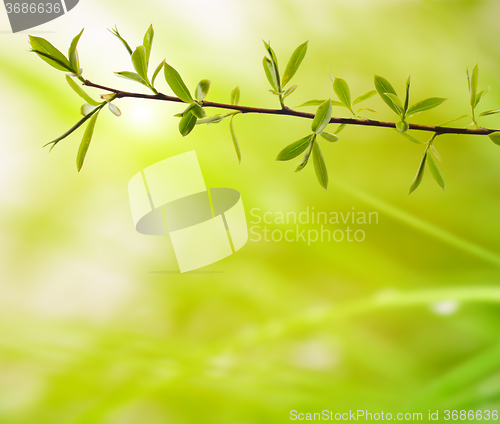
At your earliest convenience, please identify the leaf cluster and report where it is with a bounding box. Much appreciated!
[440,65,500,146]
[374,75,447,133]
[276,99,339,190]
[30,29,123,170]
[297,75,377,119]
[29,29,84,77]
[408,135,445,195]
[262,40,308,108]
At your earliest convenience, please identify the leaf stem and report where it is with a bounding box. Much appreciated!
[279,93,286,109]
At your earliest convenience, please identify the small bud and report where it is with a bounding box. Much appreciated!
[101,93,116,101]
[108,103,121,117]
[396,121,409,133]
[80,103,94,116]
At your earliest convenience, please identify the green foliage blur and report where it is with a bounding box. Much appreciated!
[1,0,500,422]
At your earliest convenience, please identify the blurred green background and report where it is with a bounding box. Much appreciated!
[1,0,500,422]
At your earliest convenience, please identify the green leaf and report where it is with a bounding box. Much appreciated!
[179,111,197,136]
[333,78,351,109]
[297,99,324,107]
[470,64,478,108]
[353,90,377,105]
[276,134,312,161]
[478,109,500,118]
[66,75,99,106]
[151,60,165,87]
[143,24,154,67]
[77,112,99,172]
[474,87,490,108]
[283,85,298,99]
[427,153,445,190]
[262,41,277,64]
[231,86,240,105]
[295,138,314,172]
[407,98,447,116]
[263,41,280,89]
[282,41,308,87]
[115,71,148,87]
[404,75,411,113]
[109,27,132,55]
[488,132,500,145]
[230,115,241,164]
[196,116,221,125]
[30,50,73,73]
[466,67,471,92]
[395,129,426,144]
[164,63,193,103]
[320,131,339,142]
[384,92,404,112]
[396,121,409,133]
[180,102,196,117]
[263,57,279,92]
[356,107,377,114]
[409,152,427,195]
[195,79,211,102]
[374,75,400,114]
[196,114,231,125]
[311,99,332,134]
[334,124,346,135]
[312,141,328,190]
[429,143,442,162]
[29,36,72,72]
[131,46,148,81]
[45,104,104,149]
[68,29,84,74]
[438,115,471,126]
[296,99,344,108]
[295,100,344,107]
[108,103,121,117]
[191,104,207,119]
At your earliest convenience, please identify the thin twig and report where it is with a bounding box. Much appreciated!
[84,80,497,136]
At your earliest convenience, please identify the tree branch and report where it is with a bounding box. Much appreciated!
[84,80,497,136]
